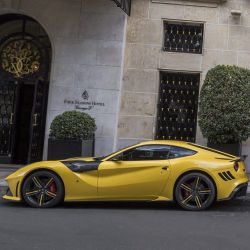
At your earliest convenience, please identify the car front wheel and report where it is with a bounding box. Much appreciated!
[22,170,64,208]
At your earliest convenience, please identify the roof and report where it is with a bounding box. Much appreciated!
[138,140,189,146]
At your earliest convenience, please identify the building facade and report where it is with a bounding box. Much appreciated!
[0,0,250,171]
[117,0,250,171]
[0,0,127,164]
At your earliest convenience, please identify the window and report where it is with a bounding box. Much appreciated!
[112,145,171,161]
[156,72,200,142]
[169,146,196,159]
[163,21,204,54]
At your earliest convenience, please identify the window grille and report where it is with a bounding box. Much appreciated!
[163,21,204,54]
[156,72,200,142]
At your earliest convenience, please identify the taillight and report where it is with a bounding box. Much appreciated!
[234,161,239,172]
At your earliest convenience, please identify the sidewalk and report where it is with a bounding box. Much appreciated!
[0,164,23,170]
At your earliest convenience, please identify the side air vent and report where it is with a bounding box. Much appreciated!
[218,171,235,181]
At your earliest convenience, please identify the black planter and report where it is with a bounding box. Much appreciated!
[207,142,242,157]
[47,138,95,160]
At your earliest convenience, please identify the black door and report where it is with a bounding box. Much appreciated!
[28,80,49,163]
[13,82,35,164]
[3,81,49,164]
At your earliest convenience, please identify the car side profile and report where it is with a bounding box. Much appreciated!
[3,140,249,211]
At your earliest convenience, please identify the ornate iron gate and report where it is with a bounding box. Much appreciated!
[0,82,18,161]
[156,72,200,142]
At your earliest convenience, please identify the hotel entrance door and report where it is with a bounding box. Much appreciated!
[0,14,51,164]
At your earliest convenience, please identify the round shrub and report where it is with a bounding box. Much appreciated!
[199,65,250,144]
[50,111,96,140]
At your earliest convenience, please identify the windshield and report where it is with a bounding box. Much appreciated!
[93,143,139,161]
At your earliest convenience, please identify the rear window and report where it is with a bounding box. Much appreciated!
[187,143,234,158]
[169,146,196,159]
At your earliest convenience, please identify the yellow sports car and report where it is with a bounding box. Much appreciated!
[3,140,249,211]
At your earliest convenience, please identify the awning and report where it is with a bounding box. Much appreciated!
[111,0,131,16]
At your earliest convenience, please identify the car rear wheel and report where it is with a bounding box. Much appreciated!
[175,172,216,211]
[22,170,64,208]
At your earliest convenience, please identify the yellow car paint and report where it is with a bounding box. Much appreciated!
[3,140,249,204]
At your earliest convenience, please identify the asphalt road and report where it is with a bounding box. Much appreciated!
[1,170,250,250]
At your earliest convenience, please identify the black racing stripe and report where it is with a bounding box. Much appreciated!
[218,173,228,181]
[226,171,235,180]
[215,157,235,161]
[187,143,235,158]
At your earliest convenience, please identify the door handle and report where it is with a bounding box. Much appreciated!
[162,166,169,170]
[10,113,14,125]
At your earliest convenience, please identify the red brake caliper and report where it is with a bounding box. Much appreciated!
[49,182,57,193]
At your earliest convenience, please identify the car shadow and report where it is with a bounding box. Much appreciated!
[1,197,250,212]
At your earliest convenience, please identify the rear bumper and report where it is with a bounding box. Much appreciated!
[219,182,248,201]
[229,183,248,199]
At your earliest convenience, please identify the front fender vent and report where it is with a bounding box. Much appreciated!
[218,171,235,181]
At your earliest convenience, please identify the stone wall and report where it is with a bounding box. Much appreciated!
[0,0,126,157]
[117,0,250,170]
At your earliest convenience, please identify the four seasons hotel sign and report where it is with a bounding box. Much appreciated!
[64,90,105,111]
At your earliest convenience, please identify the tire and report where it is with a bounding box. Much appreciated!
[22,170,64,208]
[175,172,216,211]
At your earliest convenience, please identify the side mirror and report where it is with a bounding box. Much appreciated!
[111,155,123,162]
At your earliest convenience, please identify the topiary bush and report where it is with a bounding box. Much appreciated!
[199,65,250,144]
[50,111,96,140]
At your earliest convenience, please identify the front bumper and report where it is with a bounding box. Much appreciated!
[3,195,21,201]
[2,187,21,202]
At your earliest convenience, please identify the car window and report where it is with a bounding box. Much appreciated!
[112,145,171,161]
[169,146,196,159]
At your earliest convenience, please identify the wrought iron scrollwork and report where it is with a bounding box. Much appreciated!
[1,39,41,78]
[0,84,17,156]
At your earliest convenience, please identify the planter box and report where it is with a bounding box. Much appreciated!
[207,142,241,157]
[47,138,94,160]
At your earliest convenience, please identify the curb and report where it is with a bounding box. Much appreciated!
[0,167,20,171]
